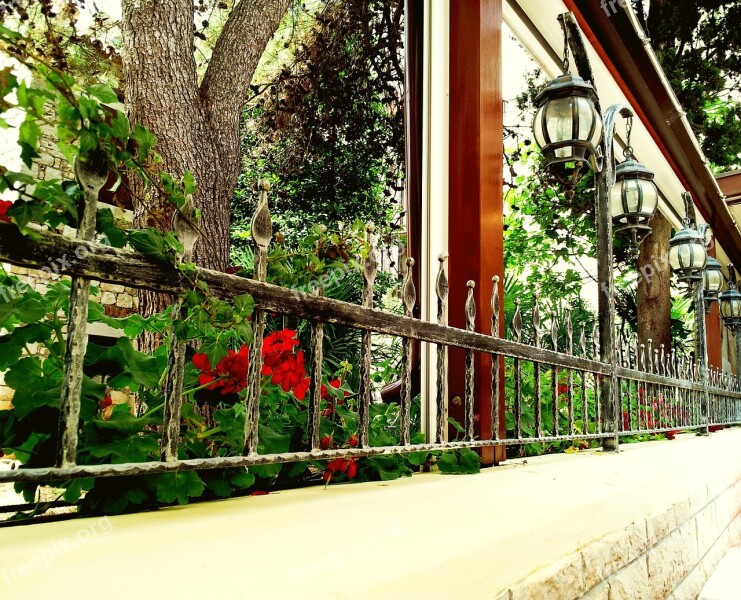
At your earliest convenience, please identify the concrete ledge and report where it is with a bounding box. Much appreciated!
[1,429,741,599]
[698,547,741,600]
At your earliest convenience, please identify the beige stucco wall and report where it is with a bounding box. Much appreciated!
[2,429,741,599]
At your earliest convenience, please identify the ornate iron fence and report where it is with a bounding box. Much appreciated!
[0,181,740,490]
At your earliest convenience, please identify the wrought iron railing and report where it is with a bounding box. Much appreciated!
[0,181,740,490]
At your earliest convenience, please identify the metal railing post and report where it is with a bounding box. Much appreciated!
[56,151,107,468]
[694,277,711,435]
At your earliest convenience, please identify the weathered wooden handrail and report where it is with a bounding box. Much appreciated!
[0,221,612,374]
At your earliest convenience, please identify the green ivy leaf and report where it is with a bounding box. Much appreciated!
[437,448,481,475]
[87,84,118,104]
[152,471,205,505]
[128,228,177,263]
[110,112,130,140]
[8,432,50,463]
[63,478,94,503]
[0,323,53,370]
[5,199,45,230]
[131,124,157,161]
[96,207,127,248]
[234,293,255,317]
[183,171,196,195]
[87,435,159,464]
[198,334,230,368]
[79,128,98,154]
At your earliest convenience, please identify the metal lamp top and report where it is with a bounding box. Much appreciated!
[614,157,655,182]
[534,72,598,106]
[669,224,706,248]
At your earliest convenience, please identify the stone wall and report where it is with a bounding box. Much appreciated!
[505,473,741,599]
[0,106,138,410]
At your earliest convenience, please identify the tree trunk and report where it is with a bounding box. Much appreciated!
[121,0,291,342]
[637,211,673,352]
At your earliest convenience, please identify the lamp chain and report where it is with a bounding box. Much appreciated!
[623,116,634,159]
[562,26,570,73]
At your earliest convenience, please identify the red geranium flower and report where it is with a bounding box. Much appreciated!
[292,377,310,401]
[323,457,358,482]
[193,345,249,395]
[269,350,308,397]
[262,329,300,375]
[0,200,12,223]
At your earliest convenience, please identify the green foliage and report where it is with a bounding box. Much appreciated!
[647,2,741,170]
[236,0,406,243]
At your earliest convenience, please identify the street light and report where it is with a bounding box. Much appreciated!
[532,32,602,200]
[720,266,741,329]
[610,117,659,257]
[531,12,650,451]
[719,265,741,377]
[669,193,710,434]
[703,256,724,310]
[668,194,708,285]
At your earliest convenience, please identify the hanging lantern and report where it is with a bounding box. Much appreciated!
[668,193,708,285]
[610,118,658,256]
[532,31,602,200]
[720,266,741,330]
[703,256,724,304]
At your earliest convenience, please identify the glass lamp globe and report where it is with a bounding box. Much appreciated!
[533,72,603,199]
[668,223,708,284]
[720,267,741,329]
[703,256,724,303]
[610,157,659,255]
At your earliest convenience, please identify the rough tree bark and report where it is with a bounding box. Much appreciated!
[637,211,673,351]
[121,0,291,340]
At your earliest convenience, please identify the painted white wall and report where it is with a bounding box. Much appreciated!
[419,0,450,440]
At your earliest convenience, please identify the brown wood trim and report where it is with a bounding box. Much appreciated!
[707,240,723,369]
[448,0,505,465]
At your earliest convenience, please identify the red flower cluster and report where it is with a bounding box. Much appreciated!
[262,330,309,400]
[0,200,12,223]
[193,346,249,395]
[323,457,358,482]
[191,330,313,401]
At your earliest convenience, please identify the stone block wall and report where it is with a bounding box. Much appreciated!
[0,266,139,412]
[6,266,139,316]
[505,475,741,599]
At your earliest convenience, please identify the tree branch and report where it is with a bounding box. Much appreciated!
[200,0,292,116]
